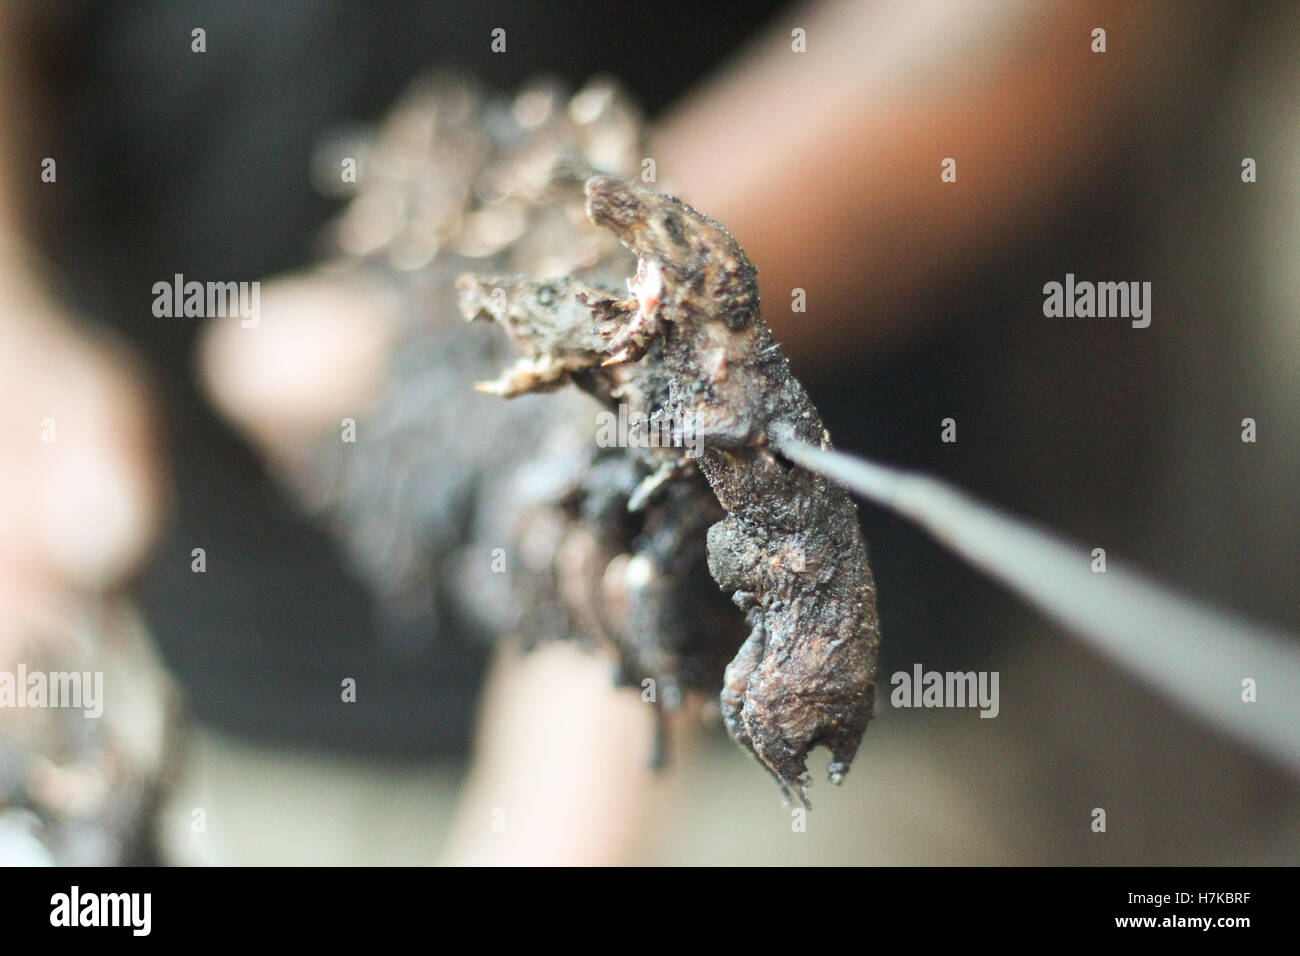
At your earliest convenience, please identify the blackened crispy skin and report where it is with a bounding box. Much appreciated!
[582,177,880,804]
[461,176,882,805]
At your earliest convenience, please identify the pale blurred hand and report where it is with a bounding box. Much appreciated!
[0,287,163,661]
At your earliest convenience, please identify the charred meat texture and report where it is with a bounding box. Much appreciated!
[284,75,648,628]
[456,273,742,711]
[463,176,882,804]
[458,274,609,397]
[296,73,740,750]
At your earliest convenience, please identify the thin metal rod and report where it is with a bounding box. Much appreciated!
[776,436,1300,777]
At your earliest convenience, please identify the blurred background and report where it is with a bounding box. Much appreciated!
[1,0,1297,865]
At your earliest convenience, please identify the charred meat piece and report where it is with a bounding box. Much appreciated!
[463,176,883,804]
